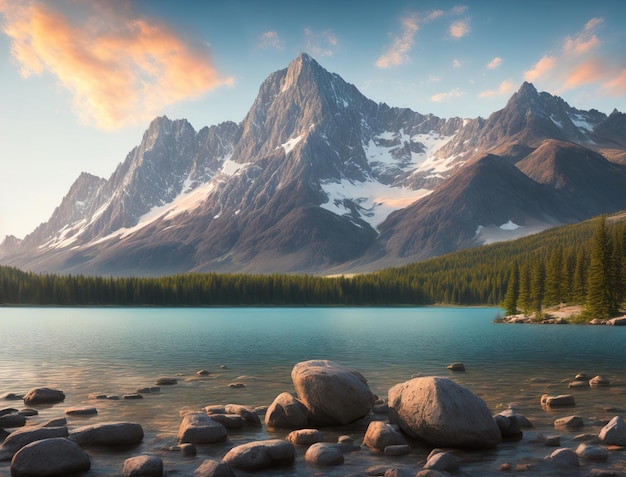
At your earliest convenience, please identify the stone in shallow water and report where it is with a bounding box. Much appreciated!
[265,392,308,429]
[223,439,295,471]
[304,442,344,466]
[11,437,90,476]
[589,375,610,387]
[541,394,575,407]
[576,443,609,460]
[554,415,584,429]
[286,429,323,446]
[65,406,98,416]
[362,421,406,451]
[177,413,227,444]
[193,458,235,477]
[122,455,163,477]
[447,362,465,372]
[69,422,144,447]
[0,425,68,461]
[155,377,177,385]
[23,387,65,405]
[599,416,626,446]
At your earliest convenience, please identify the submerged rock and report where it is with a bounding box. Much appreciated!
[291,360,375,426]
[388,376,501,449]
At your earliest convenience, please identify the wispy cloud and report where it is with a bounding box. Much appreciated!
[523,17,625,97]
[431,88,465,102]
[258,30,284,50]
[375,13,421,68]
[478,79,516,98]
[0,0,233,129]
[304,28,338,57]
[452,58,462,69]
[487,57,502,70]
[449,19,470,39]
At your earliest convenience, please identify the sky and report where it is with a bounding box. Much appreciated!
[1,0,626,240]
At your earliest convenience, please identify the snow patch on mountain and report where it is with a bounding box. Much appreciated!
[320,179,431,230]
[282,135,303,154]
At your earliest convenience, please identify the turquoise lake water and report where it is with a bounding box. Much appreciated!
[0,307,625,476]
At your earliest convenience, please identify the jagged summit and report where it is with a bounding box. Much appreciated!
[2,55,625,276]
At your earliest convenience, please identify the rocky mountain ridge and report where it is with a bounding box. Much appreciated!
[2,54,626,275]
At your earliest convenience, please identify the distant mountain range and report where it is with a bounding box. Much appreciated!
[2,53,626,276]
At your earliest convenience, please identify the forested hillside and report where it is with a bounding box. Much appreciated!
[1,214,625,315]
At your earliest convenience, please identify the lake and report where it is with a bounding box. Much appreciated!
[1,307,625,476]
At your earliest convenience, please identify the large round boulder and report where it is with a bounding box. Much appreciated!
[10,438,90,476]
[265,392,309,429]
[388,376,501,449]
[222,439,295,471]
[69,422,144,447]
[193,458,235,477]
[291,360,375,426]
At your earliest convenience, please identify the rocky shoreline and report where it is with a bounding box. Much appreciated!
[1,360,626,477]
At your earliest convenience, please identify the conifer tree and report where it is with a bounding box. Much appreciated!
[517,264,531,316]
[586,216,618,318]
[544,249,563,306]
[502,262,519,315]
[530,257,545,316]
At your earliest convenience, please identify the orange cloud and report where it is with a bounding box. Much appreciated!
[478,79,516,98]
[449,19,470,38]
[0,1,233,129]
[431,88,465,102]
[604,69,626,95]
[487,57,502,70]
[524,55,557,82]
[561,58,606,90]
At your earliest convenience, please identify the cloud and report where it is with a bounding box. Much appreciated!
[431,88,465,102]
[375,13,420,68]
[304,28,338,57]
[449,19,470,38]
[487,57,502,70]
[258,30,284,50]
[522,16,625,97]
[452,58,461,69]
[479,79,516,98]
[524,55,557,82]
[0,0,233,129]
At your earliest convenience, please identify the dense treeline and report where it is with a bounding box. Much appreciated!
[1,214,625,311]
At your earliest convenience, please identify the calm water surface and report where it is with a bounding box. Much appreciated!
[0,307,625,476]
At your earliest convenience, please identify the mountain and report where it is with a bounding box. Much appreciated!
[2,54,626,276]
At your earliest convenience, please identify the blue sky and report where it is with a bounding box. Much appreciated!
[1,0,625,239]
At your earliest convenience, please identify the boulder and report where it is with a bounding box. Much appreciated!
[223,439,295,471]
[0,413,26,428]
[546,447,579,467]
[362,421,406,451]
[304,442,344,466]
[607,316,626,326]
[384,445,411,456]
[598,416,626,446]
[10,438,90,476]
[286,429,323,446]
[22,387,65,405]
[447,362,465,372]
[0,425,68,461]
[265,392,309,429]
[388,376,501,449]
[178,413,227,444]
[69,422,144,447]
[193,458,235,477]
[0,393,23,401]
[589,375,610,387]
[155,377,177,385]
[575,443,609,460]
[224,404,261,425]
[424,450,459,472]
[541,394,575,407]
[554,415,584,429]
[206,414,246,429]
[122,455,163,477]
[494,414,522,439]
[291,360,375,426]
[497,409,533,428]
